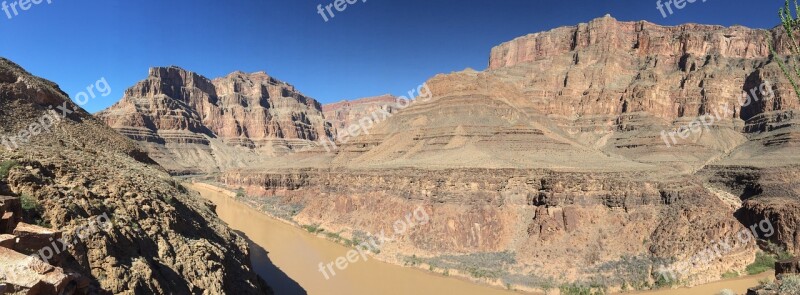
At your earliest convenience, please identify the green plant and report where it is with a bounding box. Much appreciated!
[766,241,795,260]
[235,188,246,198]
[324,231,349,244]
[0,160,19,179]
[771,0,800,103]
[34,218,50,228]
[779,275,800,294]
[301,224,324,234]
[20,194,40,211]
[759,277,777,289]
[541,279,554,294]
[747,251,777,275]
[559,283,593,295]
[163,195,176,205]
[465,266,499,279]
[721,270,739,279]
[404,255,423,267]
[20,194,46,226]
[653,273,675,289]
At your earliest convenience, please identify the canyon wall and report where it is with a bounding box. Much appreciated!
[103,15,800,291]
[323,94,400,134]
[98,67,333,174]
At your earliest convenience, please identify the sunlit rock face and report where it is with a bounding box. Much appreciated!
[98,67,333,174]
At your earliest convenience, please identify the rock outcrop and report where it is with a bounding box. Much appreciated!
[323,94,400,134]
[0,196,81,294]
[98,67,333,174]
[0,58,270,294]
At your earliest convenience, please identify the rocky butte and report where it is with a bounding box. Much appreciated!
[97,67,332,175]
[99,15,800,292]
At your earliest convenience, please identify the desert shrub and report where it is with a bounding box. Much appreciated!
[593,255,667,290]
[465,266,500,279]
[759,277,777,289]
[721,270,739,279]
[541,279,555,294]
[716,289,735,295]
[20,193,46,227]
[324,231,348,244]
[20,193,39,211]
[771,0,800,101]
[559,283,592,295]
[747,252,777,275]
[0,160,18,179]
[766,241,795,260]
[301,224,323,234]
[404,255,423,267]
[780,275,800,295]
[163,194,177,205]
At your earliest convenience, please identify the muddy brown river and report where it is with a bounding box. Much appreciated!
[187,183,771,295]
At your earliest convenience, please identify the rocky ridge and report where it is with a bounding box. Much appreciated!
[98,67,333,174]
[0,58,270,294]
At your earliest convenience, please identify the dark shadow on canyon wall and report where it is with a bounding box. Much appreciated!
[235,230,307,295]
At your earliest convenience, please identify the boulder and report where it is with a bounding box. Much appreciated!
[0,234,15,249]
[0,247,75,294]
[0,196,21,233]
[776,257,800,278]
[12,223,61,255]
[0,211,15,234]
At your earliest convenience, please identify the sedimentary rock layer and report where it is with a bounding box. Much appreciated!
[98,67,333,174]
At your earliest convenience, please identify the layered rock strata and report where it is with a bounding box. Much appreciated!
[98,67,333,174]
[104,15,800,291]
[323,94,400,133]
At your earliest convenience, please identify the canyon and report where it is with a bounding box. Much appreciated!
[90,14,800,293]
[0,58,270,294]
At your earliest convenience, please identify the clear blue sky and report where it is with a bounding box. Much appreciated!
[0,0,783,113]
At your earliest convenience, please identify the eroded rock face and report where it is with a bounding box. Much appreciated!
[0,58,270,294]
[220,167,752,287]
[323,94,400,134]
[215,17,799,291]
[98,15,800,291]
[0,247,76,295]
[98,67,333,174]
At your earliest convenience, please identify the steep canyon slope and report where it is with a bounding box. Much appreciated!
[0,59,270,294]
[105,16,800,291]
